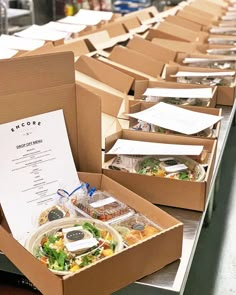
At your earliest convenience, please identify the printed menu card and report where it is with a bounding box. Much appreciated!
[0,110,80,244]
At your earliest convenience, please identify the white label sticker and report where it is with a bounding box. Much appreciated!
[90,197,116,208]
[165,164,188,173]
[65,238,98,252]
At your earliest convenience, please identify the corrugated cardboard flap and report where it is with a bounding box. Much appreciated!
[75,55,134,93]
[109,45,164,77]
[0,52,75,96]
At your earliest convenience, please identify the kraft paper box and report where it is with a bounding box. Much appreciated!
[132,80,217,108]
[177,10,214,26]
[152,38,197,54]
[0,52,183,295]
[108,45,165,78]
[128,101,222,139]
[180,5,218,21]
[126,35,177,63]
[21,39,94,57]
[103,129,217,211]
[165,15,203,32]
[165,64,235,106]
[145,21,208,43]
[75,55,134,117]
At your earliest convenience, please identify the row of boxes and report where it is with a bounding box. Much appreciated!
[0,0,236,294]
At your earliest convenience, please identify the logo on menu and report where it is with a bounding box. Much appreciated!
[11,121,41,132]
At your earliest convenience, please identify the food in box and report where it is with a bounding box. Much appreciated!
[107,155,206,181]
[131,120,213,138]
[72,190,134,222]
[25,217,124,275]
[176,76,234,87]
[112,213,162,246]
[143,95,211,107]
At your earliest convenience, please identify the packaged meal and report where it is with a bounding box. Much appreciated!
[143,96,210,107]
[112,214,161,246]
[176,76,234,87]
[73,190,134,222]
[107,155,206,182]
[25,217,123,275]
[131,120,213,138]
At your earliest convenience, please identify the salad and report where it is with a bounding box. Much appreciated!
[136,156,205,181]
[31,220,123,274]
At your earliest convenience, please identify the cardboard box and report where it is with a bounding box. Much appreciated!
[181,5,218,21]
[108,45,165,78]
[152,38,197,54]
[165,64,235,106]
[103,129,217,211]
[97,55,158,82]
[177,10,214,26]
[132,80,217,108]
[0,171,183,295]
[0,52,183,295]
[128,101,222,139]
[145,22,208,43]
[165,15,203,32]
[75,55,134,116]
[21,39,94,57]
[127,35,177,63]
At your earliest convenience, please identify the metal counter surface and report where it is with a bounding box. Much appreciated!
[115,102,236,295]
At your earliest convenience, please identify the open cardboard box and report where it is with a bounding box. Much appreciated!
[151,38,197,54]
[21,38,95,58]
[0,51,183,295]
[126,35,177,63]
[0,172,183,295]
[165,64,235,106]
[176,9,214,27]
[103,129,217,211]
[128,101,222,139]
[75,55,134,117]
[164,15,203,32]
[132,80,217,108]
[145,21,208,43]
[180,5,219,21]
[108,45,165,78]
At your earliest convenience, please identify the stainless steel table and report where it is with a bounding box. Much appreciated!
[0,103,235,295]
[114,101,236,295]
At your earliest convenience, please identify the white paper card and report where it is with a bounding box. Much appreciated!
[0,110,80,244]
[210,27,236,33]
[183,57,236,63]
[59,15,100,26]
[206,48,236,54]
[107,139,203,156]
[75,9,113,21]
[42,21,86,33]
[0,46,18,59]
[0,34,45,51]
[15,25,70,41]
[172,70,235,77]
[128,102,222,135]
[143,87,213,98]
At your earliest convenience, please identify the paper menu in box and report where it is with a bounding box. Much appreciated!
[0,46,18,59]
[0,34,45,51]
[171,71,236,77]
[42,22,86,33]
[128,102,222,135]
[59,16,100,26]
[75,9,113,21]
[183,57,236,63]
[0,110,80,244]
[15,25,70,41]
[143,87,213,98]
[107,139,203,156]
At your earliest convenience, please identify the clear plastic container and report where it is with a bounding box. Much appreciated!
[73,191,134,222]
[143,96,210,107]
[112,213,162,246]
[177,76,235,87]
